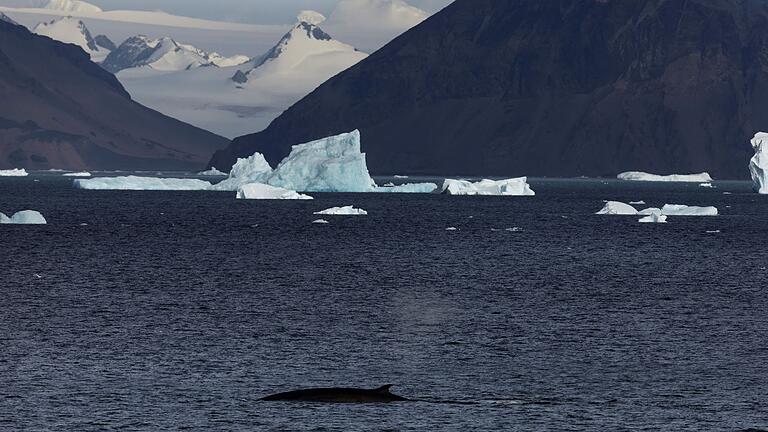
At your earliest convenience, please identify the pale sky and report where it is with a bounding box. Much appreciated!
[83,0,454,24]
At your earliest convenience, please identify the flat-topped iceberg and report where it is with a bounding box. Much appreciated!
[74,176,212,191]
[62,172,92,177]
[314,206,368,215]
[617,171,713,182]
[750,132,768,194]
[374,183,438,193]
[442,178,535,196]
[596,201,638,215]
[0,210,47,224]
[236,183,313,200]
[657,204,718,216]
[0,168,28,177]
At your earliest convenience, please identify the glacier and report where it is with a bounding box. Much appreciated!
[314,206,368,215]
[442,178,535,196]
[74,176,212,191]
[0,168,28,177]
[617,171,713,182]
[1,210,47,225]
[750,132,768,194]
[236,183,313,200]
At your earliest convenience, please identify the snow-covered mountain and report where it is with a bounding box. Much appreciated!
[0,11,17,24]
[102,35,249,73]
[43,0,101,13]
[33,16,111,61]
[116,11,368,138]
[232,11,365,85]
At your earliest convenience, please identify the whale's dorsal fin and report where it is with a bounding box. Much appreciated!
[374,384,394,394]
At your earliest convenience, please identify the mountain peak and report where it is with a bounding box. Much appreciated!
[43,0,102,13]
[297,10,326,26]
[33,16,108,60]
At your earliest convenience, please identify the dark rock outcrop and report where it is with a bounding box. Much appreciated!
[211,0,768,179]
[0,20,227,170]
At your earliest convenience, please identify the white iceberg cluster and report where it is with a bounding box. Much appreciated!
[750,132,768,194]
[236,183,313,200]
[62,172,92,177]
[617,171,713,183]
[442,178,535,196]
[314,206,368,215]
[0,168,28,177]
[74,176,212,191]
[596,202,718,218]
[1,210,47,225]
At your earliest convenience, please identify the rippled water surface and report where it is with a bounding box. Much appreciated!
[1,176,767,431]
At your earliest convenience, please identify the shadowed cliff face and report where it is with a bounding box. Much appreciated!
[0,20,228,171]
[211,0,768,179]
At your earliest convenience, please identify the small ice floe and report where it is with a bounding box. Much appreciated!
[442,178,535,196]
[236,183,313,200]
[0,168,28,177]
[506,227,524,232]
[596,201,638,215]
[383,182,396,187]
[312,219,330,224]
[639,213,667,223]
[62,172,92,177]
[314,206,368,216]
[0,210,47,224]
[699,183,714,188]
[197,167,228,176]
[706,230,721,234]
[445,227,459,231]
[723,192,733,195]
[617,171,713,182]
[33,273,42,279]
[629,200,646,205]
[394,175,409,179]
[656,204,718,216]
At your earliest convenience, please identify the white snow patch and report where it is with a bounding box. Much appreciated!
[0,168,28,176]
[617,171,713,182]
[0,210,47,224]
[750,132,768,194]
[442,178,535,196]
[314,206,368,216]
[44,0,101,13]
[236,183,313,200]
[74,176,212,190]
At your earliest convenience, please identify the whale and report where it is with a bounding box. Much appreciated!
[260,384,409,403]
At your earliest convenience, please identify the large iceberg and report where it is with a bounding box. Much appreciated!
[210,154,272,191]
[617,171,713,182]
[596,201,638,215]
[236,183,313,200]
[74,176,212,190]
[0,210,47,224]
[268,130,377,192]
[314,206,368,215]
[0,168,28,177]
[442,178,535,196]
[750,132,768,194]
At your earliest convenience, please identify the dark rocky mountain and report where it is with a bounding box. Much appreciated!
[0,12,18,25]
[94,34,116,51]
[211,0,768,179]
[0,20,227,170]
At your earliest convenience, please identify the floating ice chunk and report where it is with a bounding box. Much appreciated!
[74,176,212,190]
[750,132,768,194]
[639,213,667,223]
[699,183,713,188]
[383,182,396,187]
[506,227,523,232]
[617,171,713,182]
[629,200,646,205]
[314,205,368,215]
[374,183,438,193]
[211,153,273,191]
[706,230,721,234]
[596,201,638,215]
[1,210,47,224]
[268,130,377,192]
[312,219,330,224]
[0,168,28,177]
[236,183,313,200]
[445,227,458,231]
[638,207,662,216]
[62,172,92,177]
[198,167,228,176]
[394,175,409,179]
[659,204,718,216]
[442,178,535,196]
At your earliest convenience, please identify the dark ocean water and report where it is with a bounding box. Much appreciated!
[1,175,767,431]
